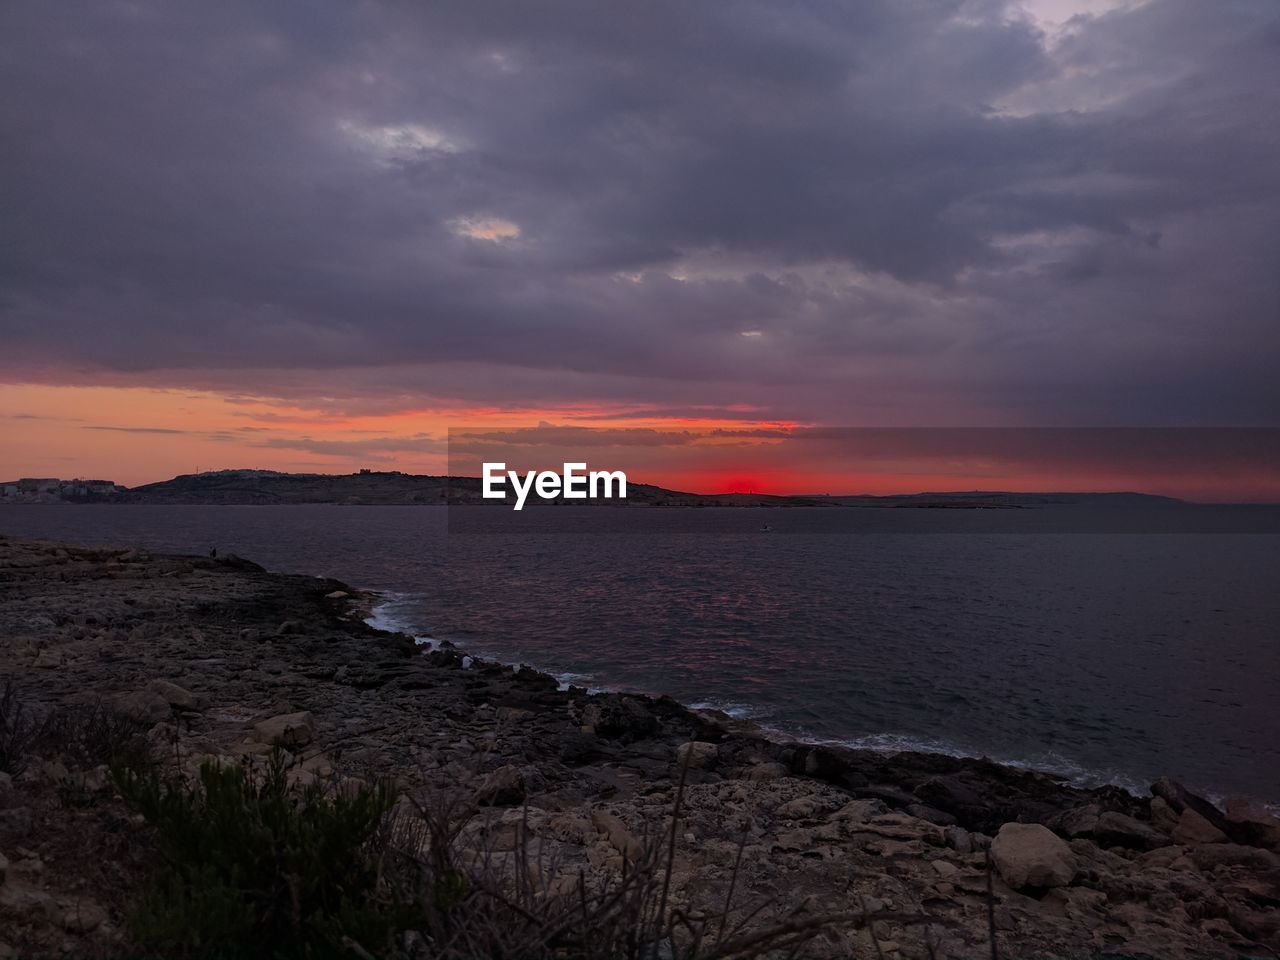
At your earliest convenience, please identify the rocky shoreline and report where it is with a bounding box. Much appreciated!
[0,534,1277,958]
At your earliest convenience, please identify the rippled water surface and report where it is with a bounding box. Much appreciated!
[4,504,1278,801]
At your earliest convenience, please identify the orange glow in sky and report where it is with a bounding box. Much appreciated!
[2,383,1278,502]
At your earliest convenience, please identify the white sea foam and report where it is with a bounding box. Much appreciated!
[363,593,439,649]
[687,700,765,721]
[758,724,1153,797]
[363,597,1200,802]
[365,595,609,691]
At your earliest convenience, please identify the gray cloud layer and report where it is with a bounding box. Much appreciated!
[2,0,1277,424]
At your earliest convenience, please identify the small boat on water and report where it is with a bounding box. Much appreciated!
[759,523,772,532]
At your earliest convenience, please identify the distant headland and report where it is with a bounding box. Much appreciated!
[1,468,1192,508]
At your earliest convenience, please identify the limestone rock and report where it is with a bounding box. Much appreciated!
[1149,796,1180,833]
[592,809,643,860]
[991,822,1077,890]
[147,678,202,711]
[251,710,316,748]
[831,798,887,823]
[1152,777,1233,837]
[581,696,658,743]
[776,795,827,819]
[52,897,108,933]
[476,764,525,806]
[0,807,33,838]
[1224,796,1280,850]
[1049,803,1100,838]
[1093,811,1168,850]
[745,762,788,782]
[676,741,718,770]
[117,687,170,722]
[1172,807,1228,845]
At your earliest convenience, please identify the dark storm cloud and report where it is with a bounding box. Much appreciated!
[1,0,1278,423]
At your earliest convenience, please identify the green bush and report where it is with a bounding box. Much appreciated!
[114,751,411,958]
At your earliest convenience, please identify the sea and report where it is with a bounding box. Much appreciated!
[3,504,1278,804]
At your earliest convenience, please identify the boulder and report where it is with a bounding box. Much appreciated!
[906,802,958,826]
[1187,843,1280,872]
[1149,796,1180,833]
[475,765,525,806]
[776,795,828,819]
[557,731,604,764]
[582,696,659,743]
[745,762,789,782]
[676,741,718,770]
[592,810,643,860]
[1092,811,1168,850]
[251,711,316,748]
[1151,777,1233,837]
[1049,804,1101,839]
[1224,797,1280,850]
[1172,807,1228,845]
[990,822,1077,890]
[147,679,202,712]
[0,808,33,838]
[53,897,108,933]
[831,799,888,823]
[116,687,170,723]
[915,775,987,817]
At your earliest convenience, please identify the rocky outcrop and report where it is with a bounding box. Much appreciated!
[1,534,1277,959]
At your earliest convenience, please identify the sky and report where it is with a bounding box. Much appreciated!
[2,0,1279,495]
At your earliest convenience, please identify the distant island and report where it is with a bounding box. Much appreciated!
[1,469,1190,508]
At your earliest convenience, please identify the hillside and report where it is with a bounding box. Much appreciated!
[8,469,1190,508]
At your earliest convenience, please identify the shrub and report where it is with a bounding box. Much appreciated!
[114,750,409,958]
[0,676,39,776]
[38,698,153,771]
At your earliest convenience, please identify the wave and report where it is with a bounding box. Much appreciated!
[758,725,1154,797]
[363,594,1229,803]
[364,594,607,692]
[362,592,439,649]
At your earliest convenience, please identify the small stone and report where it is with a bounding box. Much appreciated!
[745,762,788,782]
[325,590,349,600]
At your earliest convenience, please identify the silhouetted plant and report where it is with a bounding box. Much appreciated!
[0,677,39,776]
[37,698,152,771]
[114,750,408,958]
